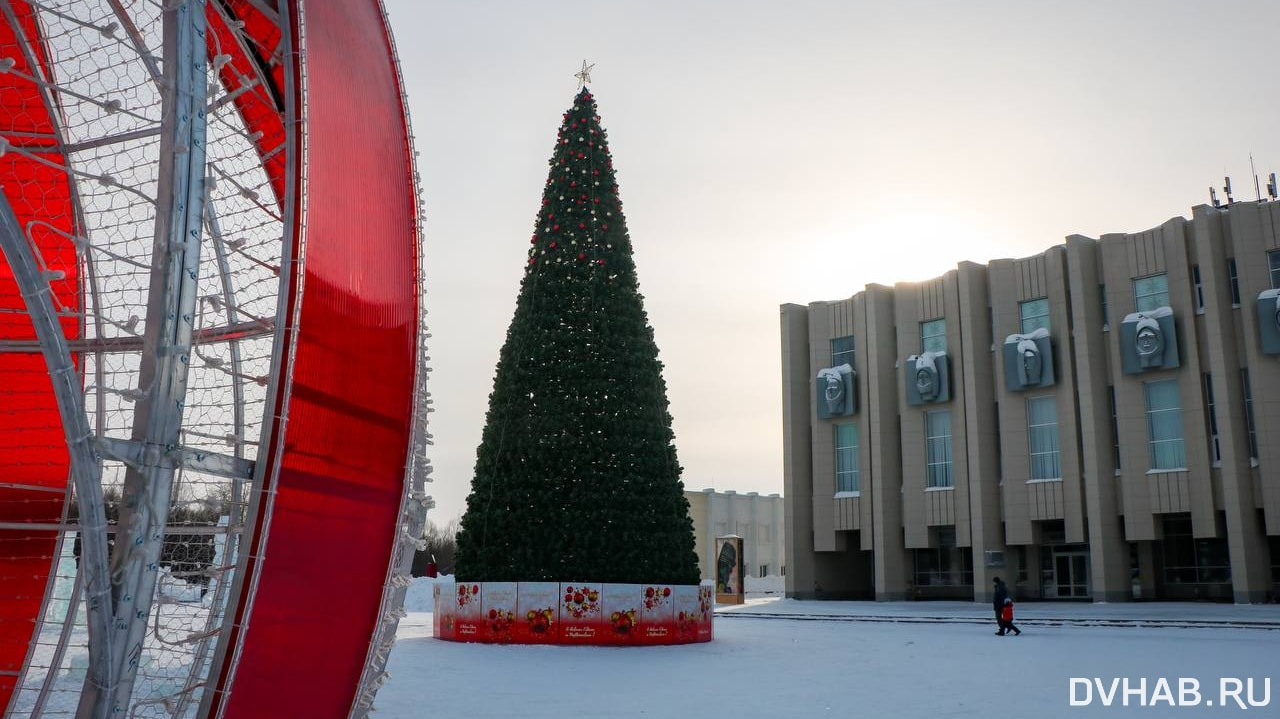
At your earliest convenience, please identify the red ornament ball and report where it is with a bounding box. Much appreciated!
[549,242,557,249]
[578,253,586,260]
[596,259,605,266]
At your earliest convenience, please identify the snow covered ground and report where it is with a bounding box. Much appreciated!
[381,579,1279,718]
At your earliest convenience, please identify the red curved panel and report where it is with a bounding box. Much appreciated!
[213,0,419,716]
[0,2,80,710]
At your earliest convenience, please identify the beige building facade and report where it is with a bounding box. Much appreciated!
[782,199,1280,604]
[686,489,785,583]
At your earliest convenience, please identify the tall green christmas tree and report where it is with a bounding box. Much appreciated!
[454,84,700,586]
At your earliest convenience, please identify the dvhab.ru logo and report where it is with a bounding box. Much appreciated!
[1070,678,1270,709]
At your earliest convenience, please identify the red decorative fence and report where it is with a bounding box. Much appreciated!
[434,581,715,646]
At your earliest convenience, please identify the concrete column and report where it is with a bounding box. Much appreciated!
[865,286,909,600]
[957,263,1003,604]
[781,304,817,598]
[1065,237,1131,602]
[1194,206,1272,603]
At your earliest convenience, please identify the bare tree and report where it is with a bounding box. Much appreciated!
[412,516,459,576]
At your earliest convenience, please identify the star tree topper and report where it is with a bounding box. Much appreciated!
[574,60,594,88]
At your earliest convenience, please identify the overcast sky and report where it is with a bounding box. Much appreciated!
[383,0,1280,522]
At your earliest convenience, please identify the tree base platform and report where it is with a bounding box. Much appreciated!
[433,580,714,645]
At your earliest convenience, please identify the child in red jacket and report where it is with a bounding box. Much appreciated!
[999,598,1021,636]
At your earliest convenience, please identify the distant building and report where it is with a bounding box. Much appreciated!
[685,489,785,582]
[782,198,1280,603]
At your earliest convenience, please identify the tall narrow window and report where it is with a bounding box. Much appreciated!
[1145,379,1186,470]
[1204,373,1221,465]
[925,410,953,488]
[1027,396,1061,480]
[1242,369,1258,462]
[1100,284,1109,327]
[920,319,946,353]
[1133,273,1169,312]
[1270,249,1280,289]
[1108,386,1120,471]
[1019,298,1051,334]
[1227,258,1241,306]
[1192,265,1204,313]
[830,335,855,368]
[835,423,860,493]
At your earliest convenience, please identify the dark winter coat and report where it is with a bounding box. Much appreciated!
[1001,603,1014,622]
[993,581,1009,612]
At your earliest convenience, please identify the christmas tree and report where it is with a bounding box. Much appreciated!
[454,84,700,586]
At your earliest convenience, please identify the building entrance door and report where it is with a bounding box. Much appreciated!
[1051,550,1090,599]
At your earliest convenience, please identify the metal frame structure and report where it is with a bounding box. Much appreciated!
[0,1,427,717]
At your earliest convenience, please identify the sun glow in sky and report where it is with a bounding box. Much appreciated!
[385,0,1280,522]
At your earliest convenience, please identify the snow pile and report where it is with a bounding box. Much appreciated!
[745,574,784,595]
[404,574,453,612]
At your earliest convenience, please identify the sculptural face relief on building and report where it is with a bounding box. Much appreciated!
[916,366,937,401]
[1133,315,1167,369]
[824,372,846,414]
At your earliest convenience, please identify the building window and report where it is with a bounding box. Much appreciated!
[925,410,953,488]
[830,335,855,368]
[835,422,860,493]
[1204,373,1221,465]
[1145,379,1186,471]
[1133,273,1169,312]
[920,318,946,353]
[1160,514,1231,585]
[1019,298,1051,334]
[1027,396,1061,480]
[912,547,974,587]
[759,564,769,578]
[1099,284,1109,328]
[1108,386,1120,471]
[1242,369,1258,462]
[1192,265,1204,313]
[1227,258,1241,306]
[1271,537,1280,586]
[1270,249,1280,289]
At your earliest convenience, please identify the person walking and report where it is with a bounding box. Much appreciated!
[999,597,1021,636]
[992,577,1009,635]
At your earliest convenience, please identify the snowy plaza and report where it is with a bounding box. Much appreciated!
[376,581,1279,718]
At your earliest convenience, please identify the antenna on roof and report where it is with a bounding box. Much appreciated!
[1209,186,1220,208]
[1250,153,1261,201]
[1224,175,1234,204]
[1268,172,1278,201]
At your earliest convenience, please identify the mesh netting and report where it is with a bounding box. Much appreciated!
[1,2,283,715]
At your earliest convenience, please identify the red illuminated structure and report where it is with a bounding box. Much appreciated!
[0,2,427,717]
